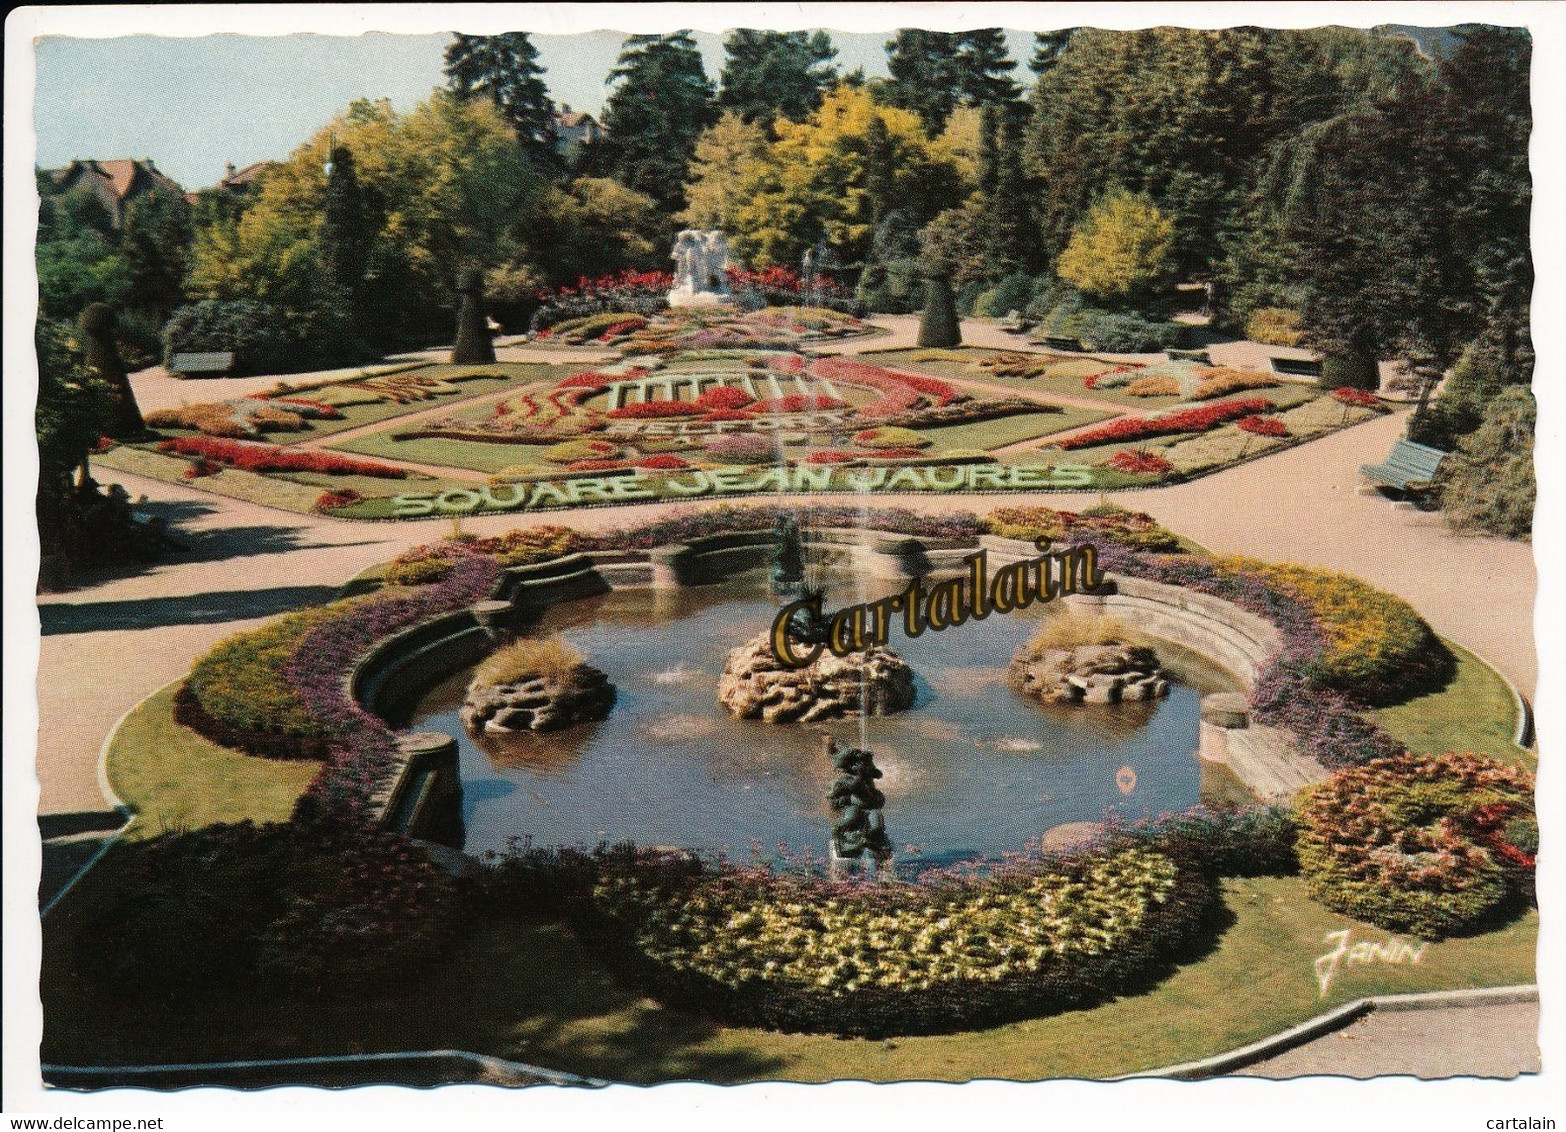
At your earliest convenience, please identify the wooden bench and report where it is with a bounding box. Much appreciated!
[1360,438,1448,492]
[1166,348,1211,364]
[997,310,1036,334]
[169,350,236,377]
[1039,335,1085,352]
[1269,355,1323,378]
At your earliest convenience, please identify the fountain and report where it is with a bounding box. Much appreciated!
[826,735,894,876]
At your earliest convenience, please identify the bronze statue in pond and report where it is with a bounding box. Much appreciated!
[826,736,892,859]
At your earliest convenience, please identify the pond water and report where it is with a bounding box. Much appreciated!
[408,570,1238,865]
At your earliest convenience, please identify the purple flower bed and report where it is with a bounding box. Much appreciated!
[288,552,501,826]
[1092,543,1402,769]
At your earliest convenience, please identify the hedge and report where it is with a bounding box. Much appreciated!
[162,299,292,376]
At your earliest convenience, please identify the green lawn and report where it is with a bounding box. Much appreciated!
[104,684,319,839]
[1372,640,1533,770]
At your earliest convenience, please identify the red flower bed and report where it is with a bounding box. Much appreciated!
[750,394,849,413]
[700,409,758,422]
[804,451,857,464]
[1055,398,1273,451]
[315,489,363,511]
[606,400,699,419]
[765,353,808,374]
[1237,415,1289,437]
[1103,450,1174,474]
[556,371,612,390]
[1331,387,1381,408]
[158,436,409,479]
[596,319,646,341]
[637,455,692,470]
[857,447,929,460]
[695,386,756,411]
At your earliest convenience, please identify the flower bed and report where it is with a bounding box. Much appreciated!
[985,504,1183,553]
[570,845,1212,1037]
[1054,398,1273,450]
[1210,556,1444,704]
[1189,368,1279,401]
[156,437,408,479]
[1331,387,1381,408]
[854,426,930,450]
[1296,752,1535,938]
[1236,415,1288,437]
[1102,450,1174,475]
[1126,375,1180,398]
[606,400,701,420]
[749,393,848,413]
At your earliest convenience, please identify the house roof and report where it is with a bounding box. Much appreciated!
[555,110,596,128]
[55,158,184,201]
[220,161,272,189]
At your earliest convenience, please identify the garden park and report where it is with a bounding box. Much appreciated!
[29,21,1539,1091]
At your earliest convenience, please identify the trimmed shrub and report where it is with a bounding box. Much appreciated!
[1296,753,1535,938]
[162,299,292,376]
[974,272,1035,319]
[1320,352,1380,392]
[81,303,145,437]
[918,275,962,348]
[1244,307,1304,347]
[451,269,497,365]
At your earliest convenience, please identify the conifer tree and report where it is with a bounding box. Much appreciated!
[444,32,559,168]
[451,268,496,363]
[600,32,718,211]
[719,30,838,125]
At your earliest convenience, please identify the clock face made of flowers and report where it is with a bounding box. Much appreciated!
[400,350,1045,475]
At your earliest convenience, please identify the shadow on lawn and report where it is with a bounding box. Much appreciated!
[39,585,341,635]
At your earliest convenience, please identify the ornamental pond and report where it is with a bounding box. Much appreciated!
[406,568,1240,866]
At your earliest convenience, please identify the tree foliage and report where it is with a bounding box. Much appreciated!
[882,30,1020,136]
[718,30,838,125]
[1056,190,1175,302]
[187,92,541,350]
[717,85,963,268]
[443,32,558,168]
[598,32,717,211]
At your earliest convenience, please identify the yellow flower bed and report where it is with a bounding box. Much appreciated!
[1213,556,1438,700]
[595,848,1177,996]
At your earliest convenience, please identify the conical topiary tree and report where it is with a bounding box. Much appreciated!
[80,303,145,438]
[451,268,497,364]
[917,273,961,348]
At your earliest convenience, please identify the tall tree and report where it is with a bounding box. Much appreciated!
[599,32,718,211]
[883,29,1020,135]
[718,30,838,125]
[1029,31,1074,75]
[443,32,558,168]
[119,186,191,320]
[954,29,1021,107]
[882,30,962,135]
[978,105,1031,276]
[319,145,370,311]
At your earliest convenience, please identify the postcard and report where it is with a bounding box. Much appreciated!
[6,4,1556,1127]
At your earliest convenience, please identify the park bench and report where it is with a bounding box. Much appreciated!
[1166,348,1211,364]
[1360,437,1448,493]
[169,350,235,377]
[997,309,1036,334]
[1039,335,1085,352]
[1269,355,1323,379]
